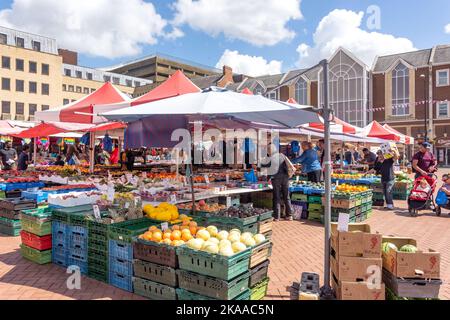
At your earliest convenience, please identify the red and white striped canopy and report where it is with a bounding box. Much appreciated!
[361,121,401,142]
[35,82,131,124]
[383,124,415,145]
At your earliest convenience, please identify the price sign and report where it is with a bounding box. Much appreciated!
[161,222,169,232]
[226,174,230,184]
[126,173,133,183]
[93,205,101,220]
[226,197,232,208]
[169,194,177,204]
[204,175,210,184]
[125,202,130,209]
[107,184,115,202]
[296,175,300,183]
[337,213,350,232]
[182,176,188,186]
[107,170,112,181]
[135,196,141,206]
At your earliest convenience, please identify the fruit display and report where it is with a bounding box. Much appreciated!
[399,244,418,253]
[382,242,398,253]
[382,242,418,253]
[42,184,95,192]
[178,200,226,213]
[332,173,378,180]
[216,205,268,219]
[138,222,266,257]
[335,184,369,194]
[396,172,413,183]
[143,202,184,222]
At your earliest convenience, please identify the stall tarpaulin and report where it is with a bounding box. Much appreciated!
[280,127,389,143]
[361,121,401,142]
[383,124,415,145]
[34,82,131,124]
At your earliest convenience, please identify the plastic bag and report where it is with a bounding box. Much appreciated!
[435,190,448,206]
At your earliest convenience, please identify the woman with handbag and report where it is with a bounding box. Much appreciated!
[292,142,322,182]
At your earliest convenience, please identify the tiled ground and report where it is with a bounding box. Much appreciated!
[1,188,449,300]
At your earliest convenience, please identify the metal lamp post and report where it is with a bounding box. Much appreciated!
[420,74,428,141]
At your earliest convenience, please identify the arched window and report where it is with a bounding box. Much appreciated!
[392,63,410,116]
[295,78,308,105]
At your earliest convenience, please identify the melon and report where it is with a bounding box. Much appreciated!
[400,244,418,253]
[254,234,266,245]
[382,242,398,253]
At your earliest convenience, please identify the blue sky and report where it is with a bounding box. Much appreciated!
[1,0,450,76]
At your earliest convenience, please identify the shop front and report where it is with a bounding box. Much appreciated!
[435,136,450,167]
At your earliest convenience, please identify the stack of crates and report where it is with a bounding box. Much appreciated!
[0,198,36,236]
[291,193,308,220]
[20,207,52,264]
[321,191,373,224]
[176,245,251,300]
[133,239,179,300]
[87,219,110,283]
[108,218,155,292]
[51,205,92,274]
[248,239,272,300]
[307,195,323,222]
[257,211,273,240]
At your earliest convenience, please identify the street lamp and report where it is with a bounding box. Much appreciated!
[420,74,428,141]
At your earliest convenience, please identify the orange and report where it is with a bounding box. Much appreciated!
[143,232,153,241]
[149,226,158,232]
[172,225,180,231]
[152,232,163,242]
[190,227,198,236]
[171,230,182,241]
[163,239,172,245]
[163,232,172,240]
[182,233,193,242]
[182,220,190,226]
[180,225,190,231]
[189,221,198,228]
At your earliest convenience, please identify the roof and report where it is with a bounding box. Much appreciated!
[131,70,201,106]
[373,48,432,73]
[433,45,450,65]
[255,73,285,88]
[191,74,223,89]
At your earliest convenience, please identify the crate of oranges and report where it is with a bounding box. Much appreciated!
[135,219,200,268]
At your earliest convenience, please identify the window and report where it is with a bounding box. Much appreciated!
[103,75,111,82]
[91,88,96,93]
[112,77,120,85]
[68,85,74,92]
[29,81,37,94]
[63,99,70,105]
[1,78,10,90]
[295,78,308,105]
[62,84,67,91]
[437,69,449,87]
[42,83,49,95]
[86,73,93,80]
[76,86,82,93]
[15,102,24,115]
[15,37,24,48]
[126,79,133,87]
[2,101,11,113]
[64,68,72,77]
[76,70,83,78]
[2,56,10,69]
[83,87,90,94]
[42,64,49,75]
[42,105,50,111]
[29,104,37,116]
[32,40,41,52]
[0,33,7,45]
[266,90,278,100]
[29,61,37,73]
[438,102,449,118]
[254,86,264,95]
[134,81,141,87]
[16,59,24,71]
[16,80,24,92]
[392,63,410,116]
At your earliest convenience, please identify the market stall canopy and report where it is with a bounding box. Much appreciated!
[361,121,401,142]
[13,121,127,139]
[34,82,131,124]
[0,120,36,136]
[286,98,297,104]
[241,88,253,95]
[102,87,320,127]
[280,127,388,143]
[302,116,361,135]
[383,124,414,145]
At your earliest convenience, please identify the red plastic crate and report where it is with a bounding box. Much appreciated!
[20,230,52,251]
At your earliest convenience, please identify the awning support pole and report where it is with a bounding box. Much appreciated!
[89,132,95,174]
[33,138,37,164]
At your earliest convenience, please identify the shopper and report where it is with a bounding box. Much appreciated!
[0,141,18,170]
[17,145,31,171]
[380,148,400,210]
[292,142,322,182]
[412,142,437,179]
[344,145,353,165]
[361,148,377,170]
[53,155,65,166]
[264,143,293,221]
[66,142,81,165]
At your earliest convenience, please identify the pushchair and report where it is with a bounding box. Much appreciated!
[407,175,438,216]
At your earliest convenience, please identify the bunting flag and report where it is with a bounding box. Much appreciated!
[367,100,449,113]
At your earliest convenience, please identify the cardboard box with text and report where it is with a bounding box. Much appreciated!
[331,223,382,258]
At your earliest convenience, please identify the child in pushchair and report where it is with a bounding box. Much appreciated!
[407,175,437,216]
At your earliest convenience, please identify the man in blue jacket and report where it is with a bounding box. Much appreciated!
[292,141,322,182]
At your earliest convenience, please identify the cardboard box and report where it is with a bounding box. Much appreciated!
[382,236,440,279]
[380,142,399,159]
[331,255,382,282]
[331,223,382,258]
[332,275,385,300]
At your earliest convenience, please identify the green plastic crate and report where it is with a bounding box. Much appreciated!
[308,203,323,212]
[0,224,21,236]
[177,269,250,300]
[176,246,250,281]
[308,211,322,221]
[108,218,156,243]
[21,216,51,237]
[88,266,108,283]
[51,205,95,226]
[20,244,51,264]
[291,193,308,202]
[308,195,322,204]
[250,277,269,300]
[0,216,21,228]
[133,277,177,300]
[207,215,258,229]
[176,288,250,300]
[210,220,258,234]
[87,220,112,243]
[258,211,274,222]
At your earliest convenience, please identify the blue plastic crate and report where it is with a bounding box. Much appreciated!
[5,183,29,191]
[109,256,133,276]
[108,240,133,261]
[52,246,68,267]
[109,271,133,292]
[67,256,88,274]
[69,246,87,262]
[68,226,88,249]
[26,182,45,189]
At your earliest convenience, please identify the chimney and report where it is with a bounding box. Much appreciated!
[217,65,234,87]
[58,49,78,65]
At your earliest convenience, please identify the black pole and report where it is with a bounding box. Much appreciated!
[424,75,428,141]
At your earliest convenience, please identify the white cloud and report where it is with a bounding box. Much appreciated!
[215,50,282,77]
[445,24,450,34]
[296,9,416,67]
[173,0,302,46]
[0,0,177,59]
